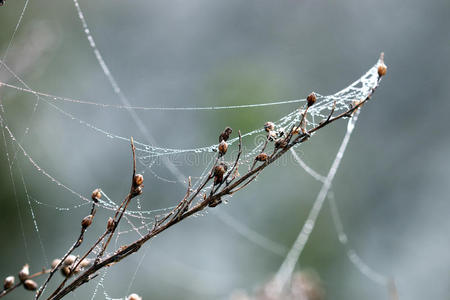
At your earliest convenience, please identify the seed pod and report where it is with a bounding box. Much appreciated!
[214,163,227,177]
[218,141,228,156]
[255,153,268,162]
[275,138,287,149]
[91,188,102,202]
[18,264,29,281]
[378,63,387,77]
[23,279,37,291]
[4,276,15,290]
[268,130,277,141]
[264,122,275,132]
[64,255,77,266]
[127,293,142,300]
[306,92,316,107]
[107,217,115,232]
[81,215,93,229]
[213,164,227,185]
[61,266,72,278]
[219,127,233,142]
[51,259,62,270]
[134,174,144,186]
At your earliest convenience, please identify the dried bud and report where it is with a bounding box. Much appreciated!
[23,279,37,291]
[264,122,275,132]
[91,188,101,202]
[255,153,268,162]
[218,141,228,156]
[107,217,115,232]
[61,266,72,278]
[3,276,15,290]
[378,63,387,77]
[268,130,277,141]
[81,215,93,229]
[274,138,287,149]
[307,92,317,107]
[51,259,62,270]
[79,259,92,268]
[18,264,29,281]
[134,174,144,186]
[219,127,233,142]
[214,163,228,177]
[213,163,228,185]
[127,293,142,300]
[64,255,77,266]
[292,126,300,135]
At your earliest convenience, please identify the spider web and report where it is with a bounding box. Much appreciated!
[0,1,387,299]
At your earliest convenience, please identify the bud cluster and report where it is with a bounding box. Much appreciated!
[218,127,233,157]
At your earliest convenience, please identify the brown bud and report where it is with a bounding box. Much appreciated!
[3,276,15,290]
[81,215,93,229]
[91,188,101,202]
[264,122,275,132]
[268,130,277,141]
[214,175,223,185]
[51,259,62,270]
[219,127,233,142]
[307,92,316,107]
[134,174,144,186]
[61,266,72,278]
[214,163,227,177]
[213,164,227,185]
[23,279,37,291]
[274,138,287,149]
[64,255,77,266]
[18,264,29,281]
[292,126,300,135]
[218,141,228,156]
[107,217,115,232]
[127,293,142,300]
[378,63,387,77]
[255,153,268,162]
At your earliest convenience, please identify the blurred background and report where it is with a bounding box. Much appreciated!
[1,0,449,299]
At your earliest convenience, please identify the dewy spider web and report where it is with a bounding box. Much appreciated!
[0,0,386,298]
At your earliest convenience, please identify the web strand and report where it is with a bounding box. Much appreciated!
[272,110,361,294]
